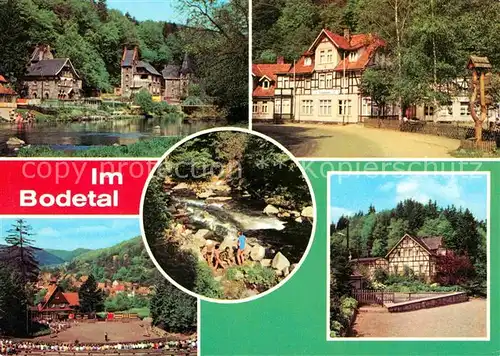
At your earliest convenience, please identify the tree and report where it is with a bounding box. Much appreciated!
[2,219,39,284]
[78,274,104,314]
[435,251,473,285]
[0,263,29,336]
[359,68,393,116]
[150,279,197,333]
[417,214,453,241]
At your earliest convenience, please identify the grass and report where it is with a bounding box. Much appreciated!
[16,109,55,122]
[97,307,150,319]
[451,148,499,158]
[18,136,183,157]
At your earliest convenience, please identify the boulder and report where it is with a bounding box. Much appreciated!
[283,266,290,277]
[290,211,301,217]
[301,206,314,218]
[6,137,25,146]
[206,196,232,203]
[249,244,266,261]
[172,182,190,191]
[197,190,214,199]
[271,252,290,272]
[194,229,213,240]
[219,236,237,252]
[290,263,299,273]
[275,269,283,277]
[294,217,303,223]
[260,259,272,268]
[192,233,207,248]
[263,204,279,215]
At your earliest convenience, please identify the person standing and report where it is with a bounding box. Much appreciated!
[236,231,246,265]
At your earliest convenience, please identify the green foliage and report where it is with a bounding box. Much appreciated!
[18,136,182,157]
[104,294,149,312]
[78,274,104,313]
[150,279,197,333]
[194,262,223,299]
[227,264,278,290]
[0,263,29,336]
[373,267,388,283]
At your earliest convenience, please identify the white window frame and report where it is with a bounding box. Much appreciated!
[319,74,325,89]
[319,50,325,64]
[301,100,313,115]
[261,101,268,113]
[319,99,332,116]
[304,57,312,66]
[326,73,333,88]
[339,99,352,116]
[326,49,333,63]
[263,80,270,89]
[252,103,258,113]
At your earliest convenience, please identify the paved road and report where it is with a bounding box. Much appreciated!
[253,123,460,158]
[352,299,487,338]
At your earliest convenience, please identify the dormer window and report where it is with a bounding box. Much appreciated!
[349,52,358,62]
[263,80,270,89]
[304,57,312,66]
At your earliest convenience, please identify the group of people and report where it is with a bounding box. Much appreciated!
[10,111,35,124]
[0,338,197,354]
[202,231,247,270]
[36,319,71,335]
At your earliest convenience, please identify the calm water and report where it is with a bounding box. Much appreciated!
[0,117,220,155]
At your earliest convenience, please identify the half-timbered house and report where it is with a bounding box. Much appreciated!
[351,257,389,280]
[272,29,386,122]
[252,59,291,120]
[385,234,448,282]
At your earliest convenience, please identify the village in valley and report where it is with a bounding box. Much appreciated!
[328,174,488,338]
[252,0,500,158]
[0,0,247,157]
[0,218,198,354]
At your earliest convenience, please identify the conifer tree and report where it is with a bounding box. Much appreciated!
[78,274,104,314]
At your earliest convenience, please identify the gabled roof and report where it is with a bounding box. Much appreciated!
[62,292,79,306]
[137,61,162,76]
[252,63,292,98]
[162,64,181,79]
[288,29,385,75]
[25,59,80,78]
[121,48,138,67]
[385,234,445,259]
[350,257,386,263]
[180,53,194,75]
[468,56,492,70]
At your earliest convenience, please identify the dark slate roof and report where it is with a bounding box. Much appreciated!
[468,55,492,69]
[137,61,161,76]
[122,49,136,67]
[25,59,78,78]
[162,64,181,79]
[180,53,194,75]
[417,236,444,251]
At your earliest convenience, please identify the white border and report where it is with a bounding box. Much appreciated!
[139,127,317,304]
[325,171,490,341]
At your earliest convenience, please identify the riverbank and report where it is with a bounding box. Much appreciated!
[17,137,183,157]
[162,177,313,299]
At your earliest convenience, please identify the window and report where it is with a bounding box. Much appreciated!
[326,74,333,88]
[349,51,358,62]
[394,265,398,274]
[326,49,333,63]
[362,98,372,116]
[424,105,434,116]
[338,99,352,116]
[319,74,325,89]
[460,102,470,116]
[141,74,148,79]
[283,77,289,88]
[419,264,424,274]
[447,101,453,116]
[305,80,311,89]
[319,100,332,116]
[275,100,281,114]
[263,80,270,89]
[301,100,313,115]
[252,103,258,113]
[261,101,268,113]
[277,77,283,88]
[319,50,325,64]
[304,57,312,66]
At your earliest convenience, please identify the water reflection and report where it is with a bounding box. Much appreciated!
[0,117,220,154]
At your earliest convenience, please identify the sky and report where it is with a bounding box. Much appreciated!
[108,0,187,23]
[0,218,141,251]
[329,174,488,223]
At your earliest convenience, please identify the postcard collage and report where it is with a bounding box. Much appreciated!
[0,0,497,355]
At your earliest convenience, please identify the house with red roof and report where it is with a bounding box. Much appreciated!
[0,75,17,120]
[252,58,291,120]
[31,281,80,320]
[269,28,386,123]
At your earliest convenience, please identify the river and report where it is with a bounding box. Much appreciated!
[0,117,219,155]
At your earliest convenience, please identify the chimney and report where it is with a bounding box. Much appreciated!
[344,28,351,41]
[277,56,285,65]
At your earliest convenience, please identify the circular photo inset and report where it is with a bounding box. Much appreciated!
[140,128,315,302]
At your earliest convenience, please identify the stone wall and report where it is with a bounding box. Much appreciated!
[386,292,468,313]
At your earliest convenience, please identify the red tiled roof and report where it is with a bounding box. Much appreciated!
[289,29,385,74]
[43,285,58,303]
[0,84,16,95]
[62,292,80,306]
[0,75,7,83]
[252,63,291,98]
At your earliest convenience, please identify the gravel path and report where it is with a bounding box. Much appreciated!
[254,123,460,158]
[352,299,487,338]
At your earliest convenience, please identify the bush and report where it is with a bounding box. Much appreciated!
[373,267,388,283]
[194,262,223,299]
[241,264,278,290]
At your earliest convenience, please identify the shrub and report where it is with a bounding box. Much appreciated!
[373,267,388,283]
[194,262,223,299]
[241,264,278,290]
